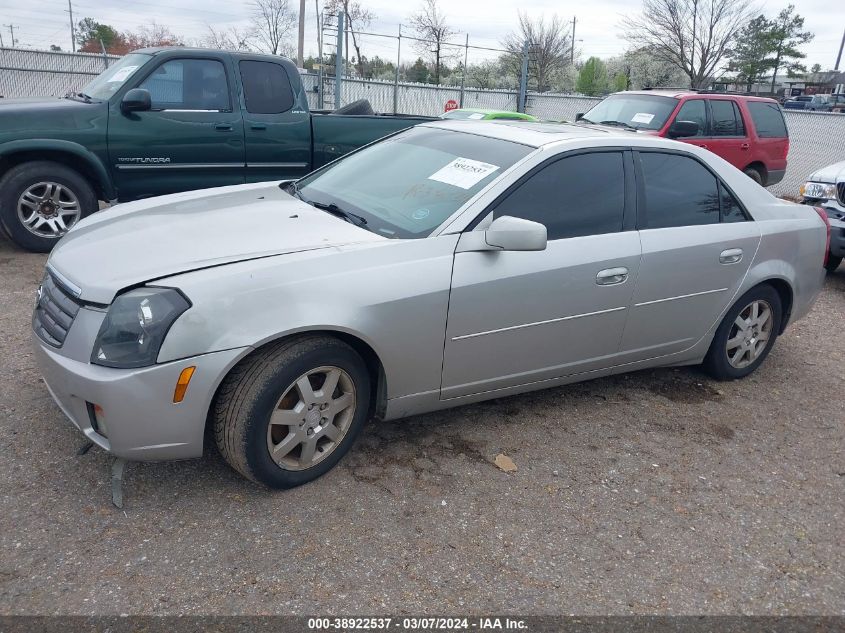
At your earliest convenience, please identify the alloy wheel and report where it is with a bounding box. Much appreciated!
[726,299,773,369]
[17,182,81,238]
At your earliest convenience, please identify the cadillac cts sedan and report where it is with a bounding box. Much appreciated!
[32,121,828,488]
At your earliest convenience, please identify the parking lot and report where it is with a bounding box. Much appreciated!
[0,230,843,615]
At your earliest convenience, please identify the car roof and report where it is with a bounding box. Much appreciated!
[422,119,623,148]
[620,90,778,103]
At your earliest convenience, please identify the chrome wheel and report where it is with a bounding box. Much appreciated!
[17,182,81,238]
[266,366,356,471]
[726,299,773,369]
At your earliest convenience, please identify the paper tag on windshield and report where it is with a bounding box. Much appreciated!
[109,66,139,83]
[631,112,654,124]
[428,157,499,189]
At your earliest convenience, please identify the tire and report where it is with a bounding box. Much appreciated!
[331,98,375,116]
[743,167,764,186]
[703,284,783,381]
[213,335,371,488]
[825,255,842,273]
[0,161,97,252]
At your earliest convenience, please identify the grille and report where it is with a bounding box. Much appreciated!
[32,271,81,347]
[837,182,845,206]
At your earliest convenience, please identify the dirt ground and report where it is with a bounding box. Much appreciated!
[0,232,843,615]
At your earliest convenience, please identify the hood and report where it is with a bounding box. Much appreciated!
[0,96,107,137]
[48,182,385,304]
[809,161,845,184]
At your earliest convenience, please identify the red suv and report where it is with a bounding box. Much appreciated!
[578,91,789,187]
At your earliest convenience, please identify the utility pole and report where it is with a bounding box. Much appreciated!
[571,16,576,65]
[835,27,845,71]
[459,33,468,107]
[68,0,75,52]
[334,10,344,109]
[518,40,529,113]
[393,24,401,114]
[297,0,305,68]
[5,24,16,47]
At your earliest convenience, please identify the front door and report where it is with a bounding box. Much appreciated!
[108,56,245,200]
[238,59,312,183]
[619,150,761,361]
[441,150,641,399]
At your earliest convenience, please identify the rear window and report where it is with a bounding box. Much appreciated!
[747,102,788,138]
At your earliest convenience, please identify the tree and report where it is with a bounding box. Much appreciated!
[325,0,375,78]
[728,15,776,91]
[123,22,182,51]
[76,18,125,53]
[467,60,501,89]
[406,57,430,83]
[50,44,62,51]
[766,5,813,93]
[576,57,609,96]
[502,12,572,92]
[613,72,628,92]
[409,0,456,84]
[623,0,755,89]
[201,24,256,51]
[252,0,297,55]
[810,63,821,73]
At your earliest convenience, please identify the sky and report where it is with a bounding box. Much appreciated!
[2,0,843,72]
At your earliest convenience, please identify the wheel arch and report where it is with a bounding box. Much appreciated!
[0,140,115,200]
[743,161,768,184]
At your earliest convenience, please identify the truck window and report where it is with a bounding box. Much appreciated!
[138,59,230,111]
[711,100,744,136]
[747,102,787,138]
[239,61,295,114]
[674,99,707,136]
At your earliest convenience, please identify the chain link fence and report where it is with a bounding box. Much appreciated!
[1,47,842,199]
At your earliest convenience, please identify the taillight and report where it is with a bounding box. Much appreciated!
[782,140,790,160]
[813,206,831,267]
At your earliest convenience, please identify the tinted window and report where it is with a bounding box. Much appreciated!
[747,102,788,138]
[711,100,745,136]
[639,153,720,228]
[239,60,294,114]
[674,99,707,136]
[491,152,625,240]
[720,183,747,222]
[139,59,229,110]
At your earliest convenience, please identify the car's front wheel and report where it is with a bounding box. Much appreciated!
[703,285,783,380]
[213,336,371,488]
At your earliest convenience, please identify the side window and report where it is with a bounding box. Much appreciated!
[639,152,720,228]
[674,99,707,136]
[711,100,743,136]
[139,59,229,111]
[720,183,747,223]
[732,102,746,136]
[491,152,625,241]
[746,101,788,138]
[239,60,295,114]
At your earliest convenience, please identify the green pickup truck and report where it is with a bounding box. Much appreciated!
[0,47,432,251]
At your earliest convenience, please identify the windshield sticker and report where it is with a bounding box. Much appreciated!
[631,112,655,124]
[109,66,139,83]
[411,208,431,220]
[428,157,499,189]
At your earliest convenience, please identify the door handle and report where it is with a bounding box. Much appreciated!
[214,124,233,131]
[719,248,743,264]
[596,267,629,286]
[251,124,267,130]
[740,142,750,150]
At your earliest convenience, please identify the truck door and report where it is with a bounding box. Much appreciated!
[238,59,312,183]
[706,99,750,171]
[108,55,245,201]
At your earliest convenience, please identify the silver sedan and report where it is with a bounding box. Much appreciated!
[32,120,828,488]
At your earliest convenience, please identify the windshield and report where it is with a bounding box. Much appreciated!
[81,53,151,100]
[581,93,678,130]
[296,126,533,239]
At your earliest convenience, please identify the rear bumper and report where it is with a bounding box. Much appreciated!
[33,331,247,461]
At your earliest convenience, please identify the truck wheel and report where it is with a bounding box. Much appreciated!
[0,161,97,252]
[213,335,371,489]
[702,284,782,381]
[743,167,764,186]
[825,255,842,273]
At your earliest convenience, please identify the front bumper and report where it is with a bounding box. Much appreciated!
[33,331,248,461]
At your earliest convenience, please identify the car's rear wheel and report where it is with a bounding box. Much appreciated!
[0,161,97,252]
[703,285,782,380]
[213,336,371,488]
[743,166,764,186]
[825,255,842,273]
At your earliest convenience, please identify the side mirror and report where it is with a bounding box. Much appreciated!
[457,215,547,253]
[575,112,585,121]
[121,88,151,113]
[668,120,699,138]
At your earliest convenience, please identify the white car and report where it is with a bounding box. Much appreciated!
[800,160,845,272]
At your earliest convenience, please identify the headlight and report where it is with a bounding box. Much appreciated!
[91,288,190,368]
[800,182,837,199]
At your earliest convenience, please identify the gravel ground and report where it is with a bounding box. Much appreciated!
[0,232,843,616]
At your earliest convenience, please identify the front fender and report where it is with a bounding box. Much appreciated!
[0,139,115,199]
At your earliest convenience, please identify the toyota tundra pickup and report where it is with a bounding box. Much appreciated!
[0,47,432,251]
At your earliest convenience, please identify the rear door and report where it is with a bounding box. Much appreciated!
[108,55,245,200]
[706,99,749,170]
[618,150,761,362]
[238,59,312,183]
